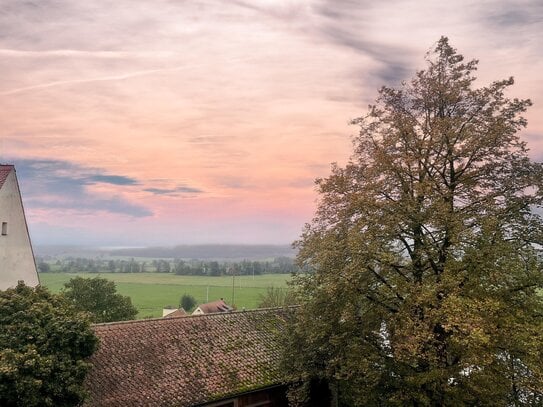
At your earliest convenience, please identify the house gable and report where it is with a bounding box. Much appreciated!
[0,165,39,290]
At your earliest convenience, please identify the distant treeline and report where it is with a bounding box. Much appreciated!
[36,256,298,275]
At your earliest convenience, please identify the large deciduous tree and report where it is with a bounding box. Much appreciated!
[0,282,98,406]
[258,286,296,308]
[284,38,543,406]
[62,276,138,323]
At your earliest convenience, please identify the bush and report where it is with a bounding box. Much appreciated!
[0,282,98,406]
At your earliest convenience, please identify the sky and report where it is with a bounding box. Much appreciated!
[1,0,542,246]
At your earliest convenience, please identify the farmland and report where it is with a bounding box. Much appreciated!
[39,272,291,319]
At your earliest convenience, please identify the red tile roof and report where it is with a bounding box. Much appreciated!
[84,308,291,406]
[163,308,188,318]
[0,165,14,190]
[196,299,233,314]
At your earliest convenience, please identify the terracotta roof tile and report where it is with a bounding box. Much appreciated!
[163,308,188,318]
[0,165,14,190]
[196,299,233,314]
[84,308,291,406]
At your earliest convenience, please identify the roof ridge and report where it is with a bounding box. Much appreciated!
[92,306,296,328]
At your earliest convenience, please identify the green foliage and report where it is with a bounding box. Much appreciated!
[0,282,98,406]
[37,261,51,273]
[62,276,138,323]
[180,294,197,312]
[257,286,296,308]
[284,37,543,406]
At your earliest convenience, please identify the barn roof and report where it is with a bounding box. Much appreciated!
[0,165,14,190]
[84,308,291,406]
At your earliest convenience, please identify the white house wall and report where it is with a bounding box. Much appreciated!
[192,307,204,315]
[0,169,39,290]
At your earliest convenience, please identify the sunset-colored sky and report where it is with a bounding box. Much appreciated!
[1,0,542,246]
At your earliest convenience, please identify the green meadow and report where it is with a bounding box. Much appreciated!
[39,273,291,319]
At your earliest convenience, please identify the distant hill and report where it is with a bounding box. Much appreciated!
[34,244,296,260]
[34,245,108,258]
[108,244,296,260]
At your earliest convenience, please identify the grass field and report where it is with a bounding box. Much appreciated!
[39,272,291,319]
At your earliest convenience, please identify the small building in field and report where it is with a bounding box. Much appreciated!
[84,308,292,406]
[0,164,38,290]
[192,298,233,315]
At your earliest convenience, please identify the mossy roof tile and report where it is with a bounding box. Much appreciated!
[84,308,291,406]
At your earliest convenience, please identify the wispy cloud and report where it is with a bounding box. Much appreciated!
[0,48,174,58]
[1,67,187,96]
[144,186,203,196]
[481,0,543,28]
[13,158,152,217]
[25,197,152,218]
[308,0,417,84]
[88,175,139,186]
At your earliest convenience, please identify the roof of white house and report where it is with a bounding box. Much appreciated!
[195,299,233,314]
[0,165,14,189]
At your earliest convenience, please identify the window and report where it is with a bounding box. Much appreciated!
[1,222,6,236]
